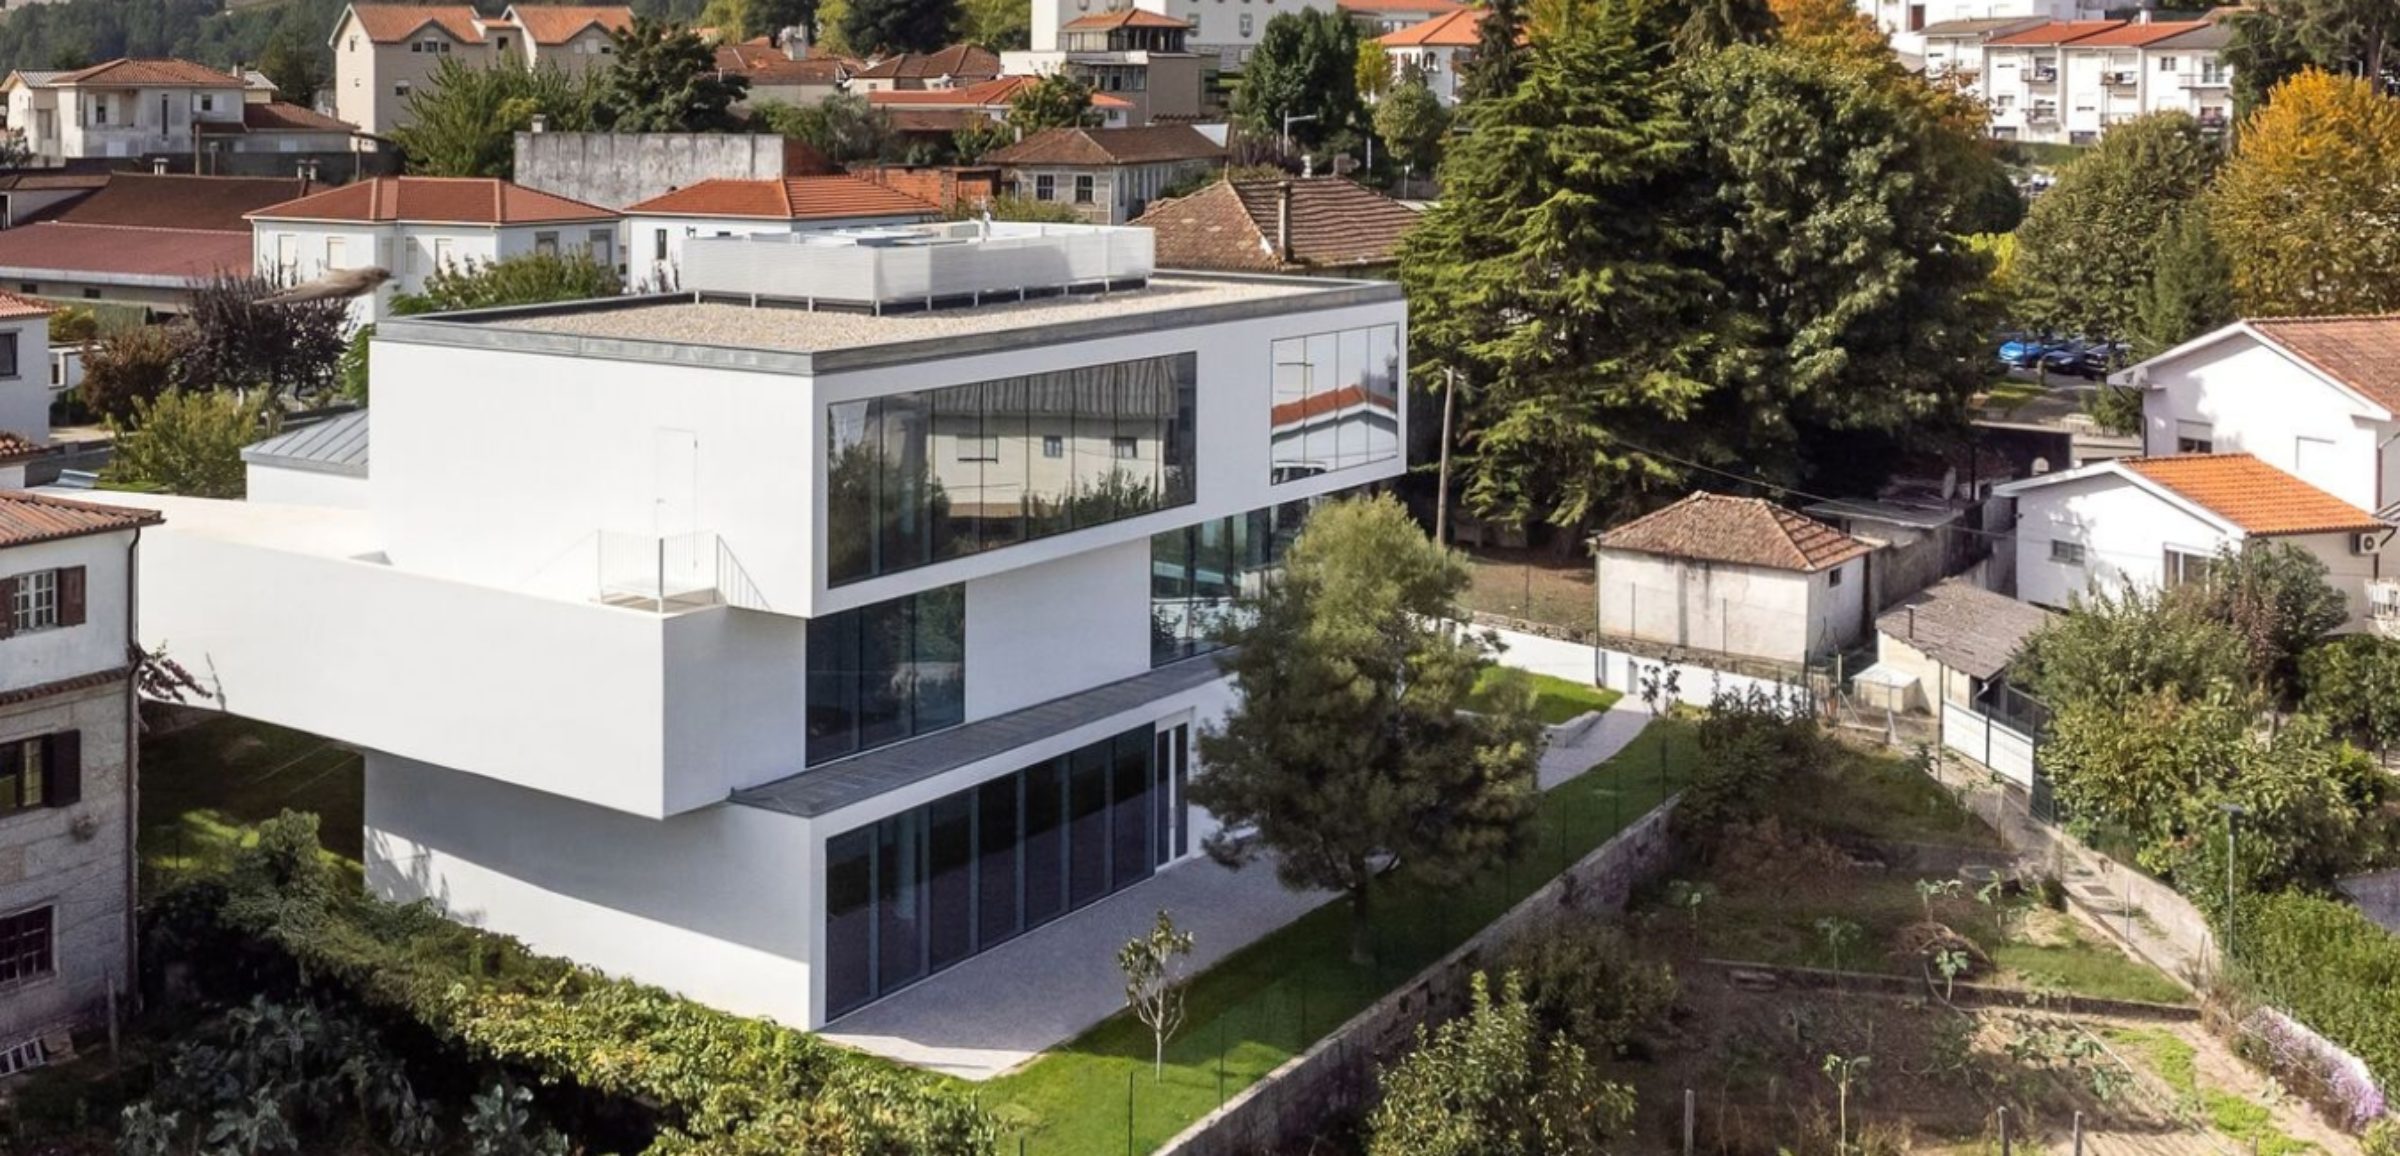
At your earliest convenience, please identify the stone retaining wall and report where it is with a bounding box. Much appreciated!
[1155,796,1680,1156]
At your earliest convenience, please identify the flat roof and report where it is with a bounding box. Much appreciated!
[379,274,1400,375]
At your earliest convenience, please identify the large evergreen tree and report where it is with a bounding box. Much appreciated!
[1457,0,1526,105]
[2011,111,2220,342]
[841,0,954,55]
[2132,208,2234,358]
[594,16,747,131]
[1191,496,1542,966]
[391,58,597,178]
[1232,9,1363,150]
[2226,0,2394,114]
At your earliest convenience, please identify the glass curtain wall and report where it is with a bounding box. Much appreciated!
[1149,500,1312,666]
[823,721,1190,1018]
[828,354,1200,585]
[806,586,966,766]
[1268,324,1402,484]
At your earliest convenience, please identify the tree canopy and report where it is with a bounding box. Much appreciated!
[1371,70,1449,175]
[1366,972,1635,1156]
[390,251,624,316]
[593,17,748,132]
[1232,9,1364,152]
[2012,112,2220,342]
[841,0,953,55]
[2225,0,2394,114]
[391,58,596,178]
[2132,207,2234,358]
[103,389,281,500]
[1006,72,1101,133]
[2211,69,2400,317]
[756,92,892,163]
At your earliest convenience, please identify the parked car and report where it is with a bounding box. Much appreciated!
[2037,340,2094,377]
[1997,334,2063,368]
[2076,341,2130,379]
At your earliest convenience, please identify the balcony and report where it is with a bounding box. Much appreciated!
[2104,70,2137,87]
[2029,105,2059,122]
[2372,580,2400,635]
[2030,65,2059,83]
[596,530,763,613]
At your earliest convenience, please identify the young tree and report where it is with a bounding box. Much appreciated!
[103,389,281,499]
[1116,911,1196,1080]
[1356,39,1392,99]
[78,324,180,425]
[389,251,623,315]
[1232,10,1363,151]
[594,17,748,132]
[177,273,351,400]
[1371,72,1450,177]
[954,0,1030,51]
[2211,69,2400,317]
[2199,540,2350,697]
[1005,72,1100,133]
[842,0,954,55]
[2012,111,2221,342]
[2132,208,2234,358]
[2018,583,2250,709]
[259,24,326,108]
[2301,635,2400,753]
[1365,972,1636,1156]
[392,58,596,178]
[1190,496,1542,965]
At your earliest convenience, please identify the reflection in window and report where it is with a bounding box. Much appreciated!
[828,355,1199,585]
[1149,501,1309,666]
[806,586,965,765]
[1269,324,1402,484]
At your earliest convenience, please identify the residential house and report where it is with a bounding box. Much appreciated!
[1864,579,2053,785]
[1376,9,1484,106]
[984,124,1222,224]
[1338,0,1466,37]
[1000,11,1206,125]
[242,410,369,510]
[621,175,939,285]
[511,131,838,213]
[1976,18,2233,143]
[1031,0,1342,68]
[869,76,1134,151]
[846,45,1002,93]
[0,293,52,487]
[1919,17,2043,81]
[1593,493,1876,666]
[329,4,634,138]
[1853,0,2100,59]
[1,59,344,165]
[0,173,317,312]
[0,172,107,231]
[1995,453,2388,626]
[1133,178,1419,276]
[81,219,1408,1035]
[712,39,855,109]
[0,492,162,1073]
[247,176,620,324]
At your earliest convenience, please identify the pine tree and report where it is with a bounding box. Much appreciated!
[1457,0,1525,105]
[841,0,954,55]
[593,17,748,132]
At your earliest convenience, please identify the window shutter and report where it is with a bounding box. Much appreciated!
[44,731,79,808]
[57,567,84,627]
[0,575,14,640]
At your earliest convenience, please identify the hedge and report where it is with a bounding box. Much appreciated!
[155,812,996,1155]
[2236,891,2400,1099]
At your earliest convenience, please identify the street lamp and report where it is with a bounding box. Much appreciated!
[1281,111,1318,155]
[2221,802,2247,962]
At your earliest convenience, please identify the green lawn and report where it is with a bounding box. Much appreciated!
[981,720,1699,1152]
[1979,379,2049,414]
[2108,1028,2317,1154]
[1469,667,1623,725]
[140,715,365,888]
[1988,942,2190,1005]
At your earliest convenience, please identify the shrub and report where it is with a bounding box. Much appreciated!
[2235,892,2400,1101]
[178,272,351,398]
[1365,971,1635,1156]
[1674,686,1826,843]
[390,251,620,317]
[103,389,280,499]
[78,324,181,424]
[2302,634,2400,753]
[1497,915,1676,1058]
[47,304,99,344]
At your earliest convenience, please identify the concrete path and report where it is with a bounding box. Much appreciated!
[824,698,1655,1080]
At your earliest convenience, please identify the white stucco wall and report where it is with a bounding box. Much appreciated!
[0,531,133,696]
[964,539,1152,719]
[1595,549,1866,665]
[244,465,370,509]
[254,220,621,325]
[0,314,54,443]
[2139,334,2393,513]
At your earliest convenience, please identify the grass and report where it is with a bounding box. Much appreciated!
[1978,379,2049,414]
[1773,746,1999,848]
[2109,1028,2318,1155]
[1987,943,2190,1005]
[1470,667,1622,725]
[139,714,365,887]
[980,719,1700,1153]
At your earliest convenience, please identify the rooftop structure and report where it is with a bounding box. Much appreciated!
[1597,492,1874,573]
[1134,178,1421,274]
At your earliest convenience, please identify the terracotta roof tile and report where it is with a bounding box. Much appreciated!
[1269,383,1397,428]
[1061,8,1191,29]
[54,58,247,87]
[1337,0,1468,13]
[1379,8,1485,46]
[62,173,316,231]
[1134,178,1420,272]
[507,4,634,44]
[0,291,52,320]
[714,43,854,83]
[0,222,254,282]
[2122,454,2385,536]
[343,4,489,44]
[852,45,1000,80]
[0,491,161,548]
[984,124,1222,166]
[623,175,938,219]
[2065,19,2209,46]
[2246,315,2400,414]
[248,176,615,224]
[868,75,1133,108]
[239,101,357,133]
[0,432,37,461]
[1597,492,1873,573]
[1985,19,2124,45]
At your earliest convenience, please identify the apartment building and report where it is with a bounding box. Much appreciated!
[1000,10,1207,125]
[329,4,633,137]
[1337,0,1465,36]
[1952,17,2234,143]
[0,491,161,1073]
[1853,0,2099,59]
[1030,0,1343,69]
[0,59,346,165]
[87,220,1406,1032]
[1376,8,1485,106]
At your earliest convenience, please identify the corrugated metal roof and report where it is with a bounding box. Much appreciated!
[242,409,369,477]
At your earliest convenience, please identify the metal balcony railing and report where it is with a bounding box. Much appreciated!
[595,531,764,613]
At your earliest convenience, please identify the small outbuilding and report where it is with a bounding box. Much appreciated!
[1593,492,1874,666]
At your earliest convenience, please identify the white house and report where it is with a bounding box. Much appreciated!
[247,176,620,324]
[1376,9,1485,106]
[1996,453,2389,626]
[78,221,1408,1036]
[0,58,343,165]
[1976,18,2233,143]
[1030,0,1341,68]
[621,175,940,288]
[1593,492,1875,666]
[1855,0,2098,60]
[329,4,633,138]
[0,492,161,1072]
[0,292,52,486]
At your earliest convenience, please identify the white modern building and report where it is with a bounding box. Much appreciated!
[621,175,940,287]
[0,58,345,165]
[1996,453,2388,625]
[1593,492,1875,666]
[0,491,160,1071]
[1973,17,2233,143]
[247,176,620,324]
[88,221,1407,1031]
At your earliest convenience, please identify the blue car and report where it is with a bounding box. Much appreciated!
[1997,335,2062,368]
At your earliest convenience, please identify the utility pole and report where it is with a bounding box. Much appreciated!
[2222,802,2246,961]
[1434,367,1458,544]
[1281,111,1318,155]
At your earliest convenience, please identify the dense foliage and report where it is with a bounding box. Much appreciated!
[152,812,998,1155]
[179,274,352,399]
[391,251,625,316]
[1190,495,1542,965]
[2234,893,2400,1099]
[1232,10,1365,153]
[1371,72,1450,176]
[2300,635,2400,753]
[594,17,748,132]
[2132,207,2234,358]
[78,324,180,424]
[756,93,892,164]
[2225,0,2394,114]
[103,389,280,499]
[392,58,598,179]
[1674,685,1826,840]
[1496,914,1677,1059]
[2211,69,2400,317]
[1005,72,1101,134]
[841,0,954,55]
[1365,971,1635,1156]
[2011,112,2221,344]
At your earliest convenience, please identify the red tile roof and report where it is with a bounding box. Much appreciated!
[0,291,52,320]
[852,45,1001,80]
[983,124,1223,166]
[623,175,938,219]
[343,4,489,44]
[508,4,634,44]
[0,223,254,283]
[0,491,162,548]
[2066,19,2209,45]
[1984,19,2125,45]
[869,75,1132,108]
[1060,8,1191,29]
[0,432,37,462]
[239,101,358,133]
[2246,315,2400,414]
[1338,0,1467,12]
[1598,493,1873,573]
[63,173,317,232]
[1379,8,1485,46]
[54,58,247,87]
[2122,454,2385,536]
[1269,383,1397,428]
[248,177,615,224]
[713,42,855,83]
[1135,178,1420,272]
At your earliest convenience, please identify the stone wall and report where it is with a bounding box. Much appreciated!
[0,679,132,1045]
[1156,796,1680,1156]
[511,133,832,210]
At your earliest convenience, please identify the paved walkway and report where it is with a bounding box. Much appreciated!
[823,699,1655,1080]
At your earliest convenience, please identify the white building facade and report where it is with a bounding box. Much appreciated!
[93,222,1407,1031]
[1592,493,1875,667]
[0,58,328,165]
[1957,18,2233,143]
[329,4,633,138]
[620,176,940,288]
[1030,0,1342,68]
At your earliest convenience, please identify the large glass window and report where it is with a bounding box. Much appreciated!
[1269,324,1401,484]
[1150,501,1311,666]
[822,722,1179,1018]
[827,354,1199,585]
[806,586,965,766]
